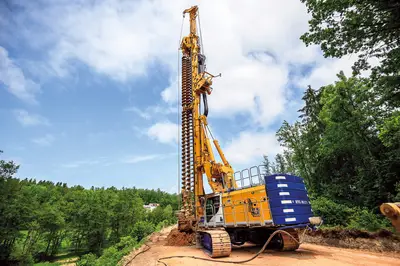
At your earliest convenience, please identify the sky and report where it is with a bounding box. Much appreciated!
[0,0,358,193]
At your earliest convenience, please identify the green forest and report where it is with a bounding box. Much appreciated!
[0,153,179,265]
[2,0,400,265]
[264,0,400,231]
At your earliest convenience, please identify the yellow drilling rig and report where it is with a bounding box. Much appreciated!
[380,202,400,232]
[178,5,321,258]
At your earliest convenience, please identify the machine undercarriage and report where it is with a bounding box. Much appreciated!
[196,227,300,258]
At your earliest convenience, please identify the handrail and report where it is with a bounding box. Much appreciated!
[241,168,251,187]
[233,165,265,190]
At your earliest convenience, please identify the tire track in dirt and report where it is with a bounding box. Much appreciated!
[124,226,400,266]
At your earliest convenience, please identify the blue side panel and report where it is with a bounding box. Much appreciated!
[265,174,304,184]
[265,174,314,226]
[268,198,311,208]
[268,189,309,199]
[270,206,312,216]
[266,182,306,191]
[273,214,313,225]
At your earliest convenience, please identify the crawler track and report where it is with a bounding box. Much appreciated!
[280,229,300,251]
[199,229,232,258]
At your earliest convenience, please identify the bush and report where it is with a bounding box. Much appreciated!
[76,253,97,266]
[95,247,122,266]
[310,197,355,226]
[348,208,387,232]
[76,236,138,266]
[114,236,137,253]
[311,196,391,232]
[162,205,175,224]
[131,221,155,241]
[9,243,34,266]
[155,220,169,232]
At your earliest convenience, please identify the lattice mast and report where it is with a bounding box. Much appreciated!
[180,5,200,222]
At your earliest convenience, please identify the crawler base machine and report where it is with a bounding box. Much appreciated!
[177,5,321,258]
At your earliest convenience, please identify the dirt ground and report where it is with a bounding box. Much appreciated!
[124,226,400,266]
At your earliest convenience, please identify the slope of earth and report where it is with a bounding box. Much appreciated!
[124,225,400,266]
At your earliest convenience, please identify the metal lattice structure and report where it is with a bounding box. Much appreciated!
[181,55,195,218]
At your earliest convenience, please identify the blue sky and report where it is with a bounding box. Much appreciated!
[0,0,356,193]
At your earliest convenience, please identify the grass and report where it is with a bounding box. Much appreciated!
[34,263,61,266]
[53,252,79,264]
[34,251,79,266]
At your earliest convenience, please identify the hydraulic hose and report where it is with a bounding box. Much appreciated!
[202,92,208,117]
[122,244,150,266]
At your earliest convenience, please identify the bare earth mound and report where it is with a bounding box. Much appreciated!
[165,228,195,246]
[304,228,400,253]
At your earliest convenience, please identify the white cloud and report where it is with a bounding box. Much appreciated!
[122,154,160,164]
[125,105,177,120]
[1,156,24,167]
[61,159,101,168]
[121,153,176,164]
[168,185,178,194]
[146,121,179,144]
[61,153,176,167]
[28,0,187,81]
[32,134,55,146]
[296,53,380,90]
[6,0,356,127]
[297,56,356,89]
[13,109,50,127]
[224,131,283,166]
[0,46,41,104]
[161,77,180,103]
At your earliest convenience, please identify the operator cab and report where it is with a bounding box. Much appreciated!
[201,193,224,228]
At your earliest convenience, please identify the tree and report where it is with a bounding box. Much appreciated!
[261,155,272,175]
[0,151,182,265]
[274,154,286,174]
[300,0,400,120]
[0,151,23,261]
[276,120,315,189]
[277,72,400,209]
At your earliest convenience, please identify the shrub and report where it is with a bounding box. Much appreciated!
[9,242,35,266]
[155,220,169,232]
[76,236,138,266]
[34,263,61,266]
[348,208,387,232]
[95,247,122,266]
[76,253,97,266]
[131,221,155,241]
[310,197,355,226]
[311,196,391,232]
[114,236,137,253]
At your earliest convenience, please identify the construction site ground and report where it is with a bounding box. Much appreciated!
[123,225,400,266]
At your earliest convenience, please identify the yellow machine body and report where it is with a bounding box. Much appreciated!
[380,202,400,232]
[222,186,272,227]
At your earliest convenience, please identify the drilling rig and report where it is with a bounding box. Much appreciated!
[178,5,321,258]
[380,202,400,232]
